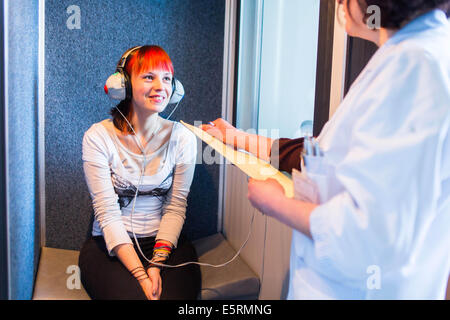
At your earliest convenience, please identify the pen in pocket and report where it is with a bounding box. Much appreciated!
[311,138,323,157]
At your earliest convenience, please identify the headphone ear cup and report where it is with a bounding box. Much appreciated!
[106,46,141,101]
[104,71,127,101]
[123,71,132,100]
[169,78,185,104]
[171,78,176,97]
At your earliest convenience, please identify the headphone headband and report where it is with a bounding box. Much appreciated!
[117,46,142,71]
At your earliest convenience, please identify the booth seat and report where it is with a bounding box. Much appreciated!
[32,233,260,300]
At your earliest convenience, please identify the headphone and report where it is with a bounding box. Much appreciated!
[104,46,185,104]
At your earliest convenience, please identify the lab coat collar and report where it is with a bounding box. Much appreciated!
[386,9,449,46]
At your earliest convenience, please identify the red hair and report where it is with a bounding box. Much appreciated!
[126,45,174,77]
[110,45,174,134]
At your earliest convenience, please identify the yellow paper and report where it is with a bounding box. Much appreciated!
[180,121,294,198]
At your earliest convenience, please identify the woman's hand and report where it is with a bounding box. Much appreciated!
[199,118,238,147]
[147,267,162,300]
[247,178,285,217]
[138,277,156,300]
[137,268,162,300]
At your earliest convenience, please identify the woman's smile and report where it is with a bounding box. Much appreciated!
[148,94,166,104]
[131,68,173,113]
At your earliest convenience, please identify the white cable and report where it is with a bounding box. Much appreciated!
[165,101,181,120]
[114,106,254,268]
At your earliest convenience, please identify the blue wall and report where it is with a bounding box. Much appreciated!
[6,0,39,300]
[45,0,225,250]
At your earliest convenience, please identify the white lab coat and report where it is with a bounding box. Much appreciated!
[288,9,450,299]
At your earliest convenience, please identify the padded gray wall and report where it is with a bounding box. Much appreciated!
[45,0,225,250]
[6,0,39,299]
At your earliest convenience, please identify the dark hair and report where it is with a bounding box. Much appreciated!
[109,45,174,134]
[110,99,133,134]
[356,0,450,29]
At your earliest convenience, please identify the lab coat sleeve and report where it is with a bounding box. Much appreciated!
[156,125,197,247]
[308,45,450,286]
[82,125,132,255]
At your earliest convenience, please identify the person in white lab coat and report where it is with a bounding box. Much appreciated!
[202,0,450,299]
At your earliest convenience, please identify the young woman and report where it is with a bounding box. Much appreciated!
[202,0,450,299]
[79,45,200,300]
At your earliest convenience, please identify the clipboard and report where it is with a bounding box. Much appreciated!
[180,121,294,198]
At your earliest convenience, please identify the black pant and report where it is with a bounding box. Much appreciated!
[78,235,201,300]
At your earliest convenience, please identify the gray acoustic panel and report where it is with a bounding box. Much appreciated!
[45,0,225,250]
[6,0,39,300]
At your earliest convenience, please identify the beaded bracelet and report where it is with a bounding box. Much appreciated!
[146,241,173,270]
[130,266,149,281]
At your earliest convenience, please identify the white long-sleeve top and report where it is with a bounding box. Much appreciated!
[82,118,197,255]
[289,10,450,299]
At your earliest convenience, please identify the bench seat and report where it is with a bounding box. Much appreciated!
[33,233,260,300]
